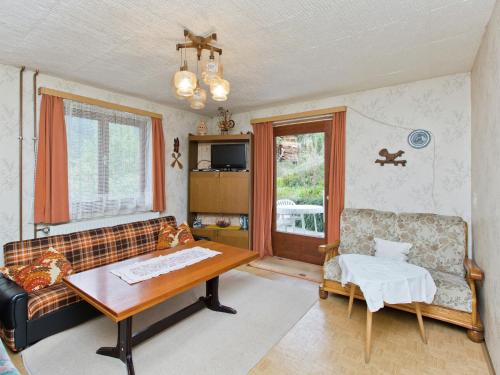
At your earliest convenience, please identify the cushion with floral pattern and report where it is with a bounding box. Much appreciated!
[0,247,73,293]
[157,223,195,250]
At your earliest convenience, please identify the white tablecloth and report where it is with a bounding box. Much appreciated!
[338,254,437,312]
[111,247,221,284]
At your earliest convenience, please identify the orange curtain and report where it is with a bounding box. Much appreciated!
[152,117,166,212]
[326,111,346,243]
[252,122,274,257]
[34,95,70,224]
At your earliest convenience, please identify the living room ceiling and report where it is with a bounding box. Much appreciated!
[0,0,495,115]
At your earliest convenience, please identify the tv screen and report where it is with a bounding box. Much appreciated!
[211,144,246,169]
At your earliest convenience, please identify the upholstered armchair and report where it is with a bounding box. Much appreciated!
[318,208,485,342]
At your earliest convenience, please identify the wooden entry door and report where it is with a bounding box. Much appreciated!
[272,120,331,265]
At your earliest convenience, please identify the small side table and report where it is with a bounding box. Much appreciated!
[339,254,437,363]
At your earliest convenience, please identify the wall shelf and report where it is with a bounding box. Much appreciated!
[188,133,252,143]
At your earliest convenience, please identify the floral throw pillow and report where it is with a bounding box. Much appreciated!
[0,247,73,293]
[157,223,195,250]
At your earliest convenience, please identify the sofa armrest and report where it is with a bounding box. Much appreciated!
[0,275,28,330]
[318,241,340,261]
[464,258,484,281]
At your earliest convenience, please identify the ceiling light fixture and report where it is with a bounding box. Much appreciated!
[173,29,229,109]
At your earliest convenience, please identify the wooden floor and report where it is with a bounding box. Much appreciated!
[246,266,494,375]
[249,255,323,283]
[9,264,495,375]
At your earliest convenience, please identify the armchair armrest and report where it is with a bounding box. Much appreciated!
[0,275,28,330]
[464,258,484,281]
[318,241,340,261]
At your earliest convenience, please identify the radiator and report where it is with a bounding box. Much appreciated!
[39,212,160,236]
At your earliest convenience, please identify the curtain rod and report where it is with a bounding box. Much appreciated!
[38,87,163,119]
[273,114,333,127]
[250,106,346,125]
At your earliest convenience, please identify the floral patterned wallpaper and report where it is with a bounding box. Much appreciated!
[0,63,202,263]
[471,0,500,370]
[211,73,472,237]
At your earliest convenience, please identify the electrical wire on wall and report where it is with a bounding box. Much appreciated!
[19,66,25,242]
[33,69,39,238]
[346,106,437,208]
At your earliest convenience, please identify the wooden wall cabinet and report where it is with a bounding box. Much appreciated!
[188,134,253,250]
[219,172,249,214]
[189,172,220,213]
[190,171,249,214]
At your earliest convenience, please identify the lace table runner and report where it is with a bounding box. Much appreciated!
[111,247,221,284]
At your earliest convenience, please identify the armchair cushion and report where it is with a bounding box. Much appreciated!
[323,256,342,282]
[429,270,472,313]
[323,257,472,313]
[339,209,397,256]
[396,213,466,277]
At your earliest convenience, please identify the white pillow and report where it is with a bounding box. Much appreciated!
[374,238,412,262]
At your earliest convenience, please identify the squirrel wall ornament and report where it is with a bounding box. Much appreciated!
[375,148,407,167]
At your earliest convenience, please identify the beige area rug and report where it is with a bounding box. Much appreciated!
[22,270,316,375]
[249,256,323,283]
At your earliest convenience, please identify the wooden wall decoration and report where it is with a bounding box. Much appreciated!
[375,148,407,167]
[171,137,183,169]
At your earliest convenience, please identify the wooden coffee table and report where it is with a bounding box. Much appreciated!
[64,240,258,375]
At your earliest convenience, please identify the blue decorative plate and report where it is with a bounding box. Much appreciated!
[408,129,431,149]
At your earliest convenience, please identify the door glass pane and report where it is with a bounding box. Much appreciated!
[275,133,325,238]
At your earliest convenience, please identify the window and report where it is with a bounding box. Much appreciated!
[64,100,152,221]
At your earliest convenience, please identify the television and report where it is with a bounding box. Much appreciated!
[211,144,246,170]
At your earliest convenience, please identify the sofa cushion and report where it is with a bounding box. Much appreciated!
[157,223,195,250]
[27,283,81,320]
[429,270,472,313]
[0,248,73,293]
[339,209,398,256]
[396,213,466,277]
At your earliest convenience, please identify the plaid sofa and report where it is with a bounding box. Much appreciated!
[0,216,177,351]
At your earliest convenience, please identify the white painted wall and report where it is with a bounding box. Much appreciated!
[0,63,202,263]
[471,0,500,370]
[210,73,472,235]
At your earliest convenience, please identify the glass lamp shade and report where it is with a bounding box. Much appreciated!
[189,87,207,109]
[202,59,221,85]
[174,70,196,97]
[210,77,230,101]
[170,76,188,100]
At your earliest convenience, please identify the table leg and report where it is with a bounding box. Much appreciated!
[97,317,134,375]
[415,302,427,344]
[203,276,237,314]
[365,308,373,363]
[347,283,356,318]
